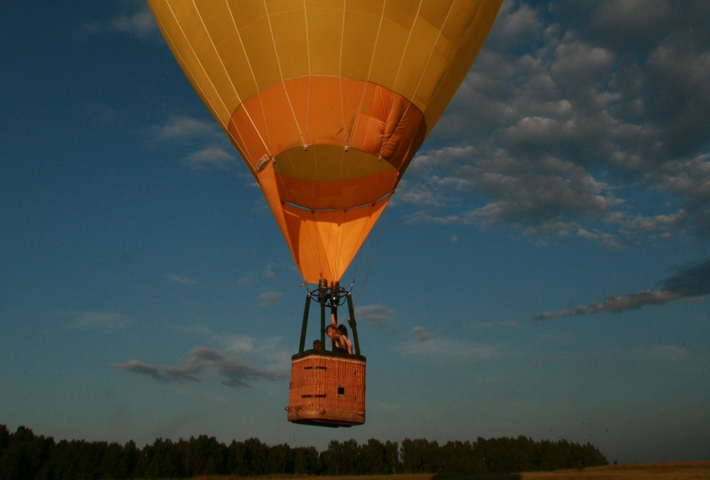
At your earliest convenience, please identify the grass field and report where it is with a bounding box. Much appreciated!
[518,462,710,479]
[146,462,710,480]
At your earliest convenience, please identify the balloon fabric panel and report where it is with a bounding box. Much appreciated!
[147,0,503,283]
[282,199,388,284]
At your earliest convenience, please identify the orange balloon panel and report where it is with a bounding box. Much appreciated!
[273,148,399,212]
[257,161,388,283]
[281,199,389,284]
[147,0,503,284]
[228,77,427,178]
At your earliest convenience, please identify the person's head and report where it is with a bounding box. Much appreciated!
[337,324,349,338]
[326,324,338,340]
[313,339,322,351]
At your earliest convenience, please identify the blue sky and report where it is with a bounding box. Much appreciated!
[2,0,709,465]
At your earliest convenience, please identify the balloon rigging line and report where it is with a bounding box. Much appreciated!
[300,2,317,257]
[339,0,348,146]
[190,0,265,171]
[224,0,274,155]
[355,1,486,300]
[156,4,256,174]
[382,0,457,155]
[291,147,328,280]
[192,0,240,103]
[351,201,378,287]
[322,150,348,277]
[322,213,337,281]
[223,0,301,251]
[353,201,388,309]
[303,0,311,146]
[346,0,387,144]
[435,1,486,107]
[310,141,325,278]
[192,0,268,160]
[161,4,230,121]
[348,198,382,292]
[263,0,308,148]
[391,0,424,90]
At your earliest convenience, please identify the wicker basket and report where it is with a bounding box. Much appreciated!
[286,351,366,427]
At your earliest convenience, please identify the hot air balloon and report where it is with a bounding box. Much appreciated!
[147,0,502,427]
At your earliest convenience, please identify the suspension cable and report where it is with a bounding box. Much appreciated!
[352,203,389,308]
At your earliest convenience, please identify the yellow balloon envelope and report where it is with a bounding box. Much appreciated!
[148,0,502,284]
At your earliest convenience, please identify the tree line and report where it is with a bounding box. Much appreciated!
[0,424,607,480]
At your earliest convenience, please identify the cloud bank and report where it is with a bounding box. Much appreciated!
[68,311,133,330]
[148,115,237,171]
[393,326,507,365]
[533,259,710,320]
[396,0,710,245]
[83,2,157,39]
[112,346,286,389]
[167,274,197,286]
[355,305,396,329]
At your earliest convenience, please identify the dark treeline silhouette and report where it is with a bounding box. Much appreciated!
[0,424,607,479]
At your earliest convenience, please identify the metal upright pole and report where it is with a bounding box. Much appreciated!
[298,294,311,354]
[319,280,327,345]
[346,292,361,356]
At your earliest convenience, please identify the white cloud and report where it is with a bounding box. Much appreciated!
[577,228,624,249]
[533,260,710,320]
[533,290,682,320]
[112,360,161,380]
[112,346,286,389]
[149,115,240,172]
[163,363,203,383]
[468,321,518,330]
[181,147,236,171]
[263,263,276,279]
[83,2,157,39]
[550,36,615,89]
[469,322,495,330]
[589,0,671,45]
[209,355,285,388]
[622,211,687,239]
[69,311,132,330]
[167,274,197,286]
[223,337,256,355]
[496,1,542,39]
[222,336,292,374]
[644,345,689,363]
[395,0,710,246]
[411,326,435,342]
[354,305,396,329]
[170,325,213,337]
[405,211,463,225]
[258,291,283,307]
[393,335,506,365]
[152,116,219,143]
[405,145,627,246]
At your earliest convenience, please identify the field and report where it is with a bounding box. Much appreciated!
[518,462,710,479]
[146,462,710,480]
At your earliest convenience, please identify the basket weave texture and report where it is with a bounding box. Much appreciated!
[286,352,366,427]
